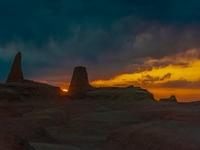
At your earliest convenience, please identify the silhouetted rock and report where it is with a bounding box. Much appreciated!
[6,52,24,83]
[159,95,177,102]
[68,66,94,99]
[86,86,156,102]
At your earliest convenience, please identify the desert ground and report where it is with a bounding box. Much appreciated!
[1,82,200,150]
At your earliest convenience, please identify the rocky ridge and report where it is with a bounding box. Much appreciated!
[159,95,177,102]
[86,85,156,102]
[0,82,61,102]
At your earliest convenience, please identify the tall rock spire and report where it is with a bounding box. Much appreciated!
[68,66,94,98]
[6,52,24,83]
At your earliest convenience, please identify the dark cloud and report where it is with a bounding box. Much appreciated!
[161,79,191,88]
[151,79,200,89]
[138,73,172,84]
[0,0,200,83]
[152,60,189,68]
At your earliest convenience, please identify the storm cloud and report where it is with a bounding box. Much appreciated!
[0,0,200,84]
[138,73,172,84]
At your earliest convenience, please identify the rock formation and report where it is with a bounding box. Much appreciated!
[86,86,156,102]
[68,66,94,99]
[159,95,177,102]
[0,82,61,102]
[6,52,24,83]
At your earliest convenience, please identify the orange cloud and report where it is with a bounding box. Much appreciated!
[138,73,172,84]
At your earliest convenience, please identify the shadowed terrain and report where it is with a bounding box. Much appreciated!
[1,95,200,150]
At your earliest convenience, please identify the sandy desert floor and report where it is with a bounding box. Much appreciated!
[1,97,200,150]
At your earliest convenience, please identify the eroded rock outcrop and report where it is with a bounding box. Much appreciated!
[68,66,94,98]
[0,82,61,102]
[3,52,62,102]
[159,95,177,102]
[6,52,24,83]
[86,86,156,102]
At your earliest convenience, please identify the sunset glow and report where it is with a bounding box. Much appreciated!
[36,50,200,102]
[62,89,68,92]
[91,49,200,102]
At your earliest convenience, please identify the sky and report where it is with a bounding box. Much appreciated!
[0,0,200,102]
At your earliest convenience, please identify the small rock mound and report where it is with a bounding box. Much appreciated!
[68,66,94,98]
[159,95,177,102]
[0,133,35,150]
[6,52,24,83]
[0,118,56,143]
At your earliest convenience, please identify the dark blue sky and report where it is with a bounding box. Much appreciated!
[0,0,200,85]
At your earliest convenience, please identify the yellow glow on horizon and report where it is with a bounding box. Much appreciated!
[35,49,200,102]
[91,49,200,102]
[149,88,200,102]
[92,58,200,87]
